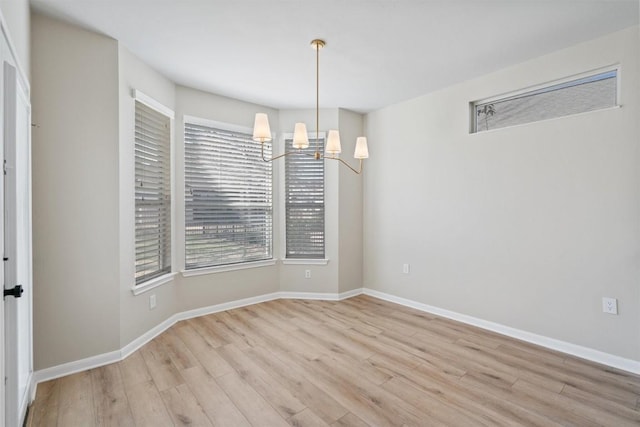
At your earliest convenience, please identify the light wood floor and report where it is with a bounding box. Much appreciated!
[28,295,640,426]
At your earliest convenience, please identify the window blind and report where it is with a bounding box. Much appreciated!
[285,137,325,259]
[474,69,617,132]
[184,122,273,269]
[135,101,172,284]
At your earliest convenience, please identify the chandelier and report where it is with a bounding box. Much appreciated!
[252,39,369,174]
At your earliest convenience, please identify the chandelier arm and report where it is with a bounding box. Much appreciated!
[260,142,289,162]
[325,156,364,175]
[260,142,315,162]
[262,151,292,162]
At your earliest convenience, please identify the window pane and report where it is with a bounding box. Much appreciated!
[184,122,273,268]
[135,101,171,284]
[285,138,325,259]
[474,70,617,132]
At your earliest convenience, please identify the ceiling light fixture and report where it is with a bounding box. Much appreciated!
[252,39,369,174]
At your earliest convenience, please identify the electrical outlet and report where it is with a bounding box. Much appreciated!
[305,269,311,279]
[149,294,157,310]
[402,263,410,274]
[602,297,617,315]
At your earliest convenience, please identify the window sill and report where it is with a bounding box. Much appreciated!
[281,258,329,266]
[131,272,177,296]
[181,259,277,277]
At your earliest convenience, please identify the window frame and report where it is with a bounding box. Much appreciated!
[132,90,175,293]
[182,115,275,272]
[470,65,621,133]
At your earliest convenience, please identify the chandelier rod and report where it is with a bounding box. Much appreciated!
[313,39,323,160]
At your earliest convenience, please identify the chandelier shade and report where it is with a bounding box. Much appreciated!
[252,113,272,143]
[292,123,310,149]
[354,137,369,159]
[325,130,342,155]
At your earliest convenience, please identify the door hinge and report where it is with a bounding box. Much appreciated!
[3,160,6,175]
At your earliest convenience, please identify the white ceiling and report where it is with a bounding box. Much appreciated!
[30,0,639,113]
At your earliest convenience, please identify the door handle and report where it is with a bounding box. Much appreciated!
[4,285,23,299]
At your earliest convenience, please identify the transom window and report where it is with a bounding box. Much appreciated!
[472,68,618,133]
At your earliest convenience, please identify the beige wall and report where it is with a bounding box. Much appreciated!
[0,0,29,77]
[278,109,340,294]
[31,13,120,369]
[364,26,640,361]
[174,86,281,312]
[117,45,178,347]
[31,11,639,371]
[276,109,365,295]
[29,15,292,369]
[338,109,364,294]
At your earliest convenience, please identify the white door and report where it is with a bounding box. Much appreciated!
[3,59,33,427]
[0,51,5,427]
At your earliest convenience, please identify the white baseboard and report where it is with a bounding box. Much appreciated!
[30,290,358,388]
[362,288,640,375]
[175,292,281,323]
[339,288,365,299]
[120,315,178,360]
[31,286,640,395]
[120,292,284,361]
[31,348,121,386]
[279,288,363,301]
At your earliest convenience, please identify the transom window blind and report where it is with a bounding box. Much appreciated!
[473,69,617,132]
[135,101,172,284]
[184,122,273,269]
[285,137,325,259]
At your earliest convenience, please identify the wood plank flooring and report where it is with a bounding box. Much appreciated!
[27,295,640,426]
